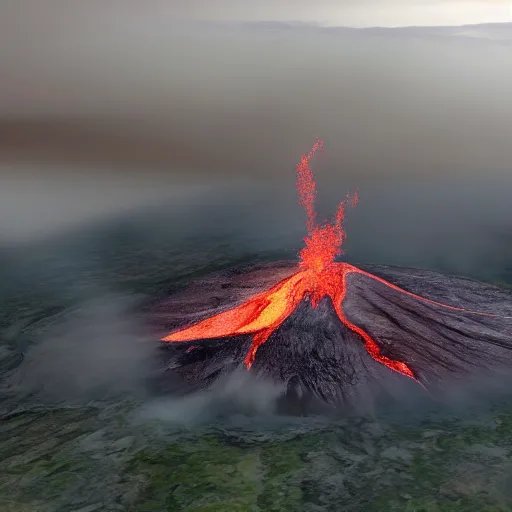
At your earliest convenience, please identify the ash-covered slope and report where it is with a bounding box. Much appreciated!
[146,262,512,410]
[343,266,512,387]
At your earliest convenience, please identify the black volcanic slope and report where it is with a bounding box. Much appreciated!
[145,262,512,409]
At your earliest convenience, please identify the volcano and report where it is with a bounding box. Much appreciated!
[149,140,512,409]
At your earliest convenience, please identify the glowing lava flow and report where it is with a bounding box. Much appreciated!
[162,140,500,382]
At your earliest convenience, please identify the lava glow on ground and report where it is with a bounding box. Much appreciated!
[162,140,499,384]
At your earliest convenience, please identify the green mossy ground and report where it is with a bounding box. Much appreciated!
[6,406,512,511]
[126,412,512,511]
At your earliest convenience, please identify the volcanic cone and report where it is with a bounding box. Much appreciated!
[148,140,512,409]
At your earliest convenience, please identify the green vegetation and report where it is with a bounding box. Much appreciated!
[5,406,512,511]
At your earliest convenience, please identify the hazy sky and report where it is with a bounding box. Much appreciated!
[1,2,512,243]
[2,0,512,29]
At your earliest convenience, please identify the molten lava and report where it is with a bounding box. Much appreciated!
[162,139,499,383]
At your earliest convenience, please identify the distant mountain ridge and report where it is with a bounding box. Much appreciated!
[184,20,512,43]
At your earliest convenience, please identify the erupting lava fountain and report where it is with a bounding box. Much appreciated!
[149,140,512,408]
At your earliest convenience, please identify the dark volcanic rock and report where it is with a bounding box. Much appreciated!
[344,266,512,388]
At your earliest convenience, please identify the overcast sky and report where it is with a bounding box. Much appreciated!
[164,0,512,26]
[1,0,511,29]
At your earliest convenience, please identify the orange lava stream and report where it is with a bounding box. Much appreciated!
[162,140,499,382]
